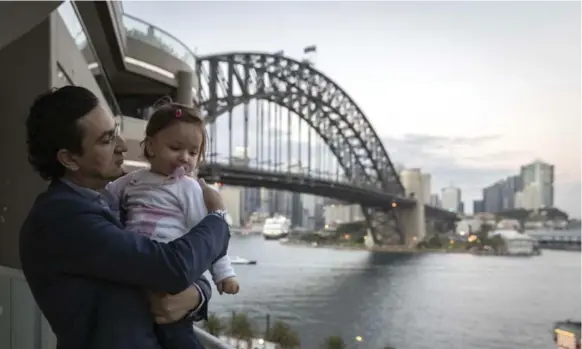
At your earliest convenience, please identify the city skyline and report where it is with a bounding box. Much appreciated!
[123,1,581,217]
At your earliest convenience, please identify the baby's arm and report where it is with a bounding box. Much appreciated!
[210,255,236,284]
[177,178,237,285]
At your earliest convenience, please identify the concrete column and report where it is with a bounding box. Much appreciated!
[175,70,193,107]
[397,201,426,246]
[0,18,54,269]
[0,1,62,51]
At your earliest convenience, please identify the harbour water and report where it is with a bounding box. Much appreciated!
[211,234,581,349]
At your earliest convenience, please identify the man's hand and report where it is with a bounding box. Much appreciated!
[217,277,240,295]
[148,285,201,324]
[198,178,226,212]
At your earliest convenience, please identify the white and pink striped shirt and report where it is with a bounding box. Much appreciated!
[105,168,235,284]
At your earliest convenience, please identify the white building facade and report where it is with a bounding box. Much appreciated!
[515,160,554,210]
[323,204,364,227]
[441,185,462,213]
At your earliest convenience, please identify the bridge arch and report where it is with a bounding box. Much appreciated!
[196,52,405,244]
[196,52,404,195]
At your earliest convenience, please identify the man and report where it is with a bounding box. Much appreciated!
[20,86,229,348]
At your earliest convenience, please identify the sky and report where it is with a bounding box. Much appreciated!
[122,1,581,217]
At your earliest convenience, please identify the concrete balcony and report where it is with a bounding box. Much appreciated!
[82,12,198,98]
[122,13,195,84]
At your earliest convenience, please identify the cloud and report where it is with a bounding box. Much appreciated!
[381,133,580,217]
[394,133,502,147]
[208,110,580,217]
[382,134,518,196]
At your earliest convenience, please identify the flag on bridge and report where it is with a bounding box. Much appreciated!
[303,45,317,54]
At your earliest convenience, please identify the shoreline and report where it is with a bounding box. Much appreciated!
[280,240,470,254]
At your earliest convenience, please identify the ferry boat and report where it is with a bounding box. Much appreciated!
[262,215,291,240]
[230,256,257,265]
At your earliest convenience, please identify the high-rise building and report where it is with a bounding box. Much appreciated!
[441,186,462,213]
[399,168,431,204]
[517,160,554,209]
[323,204,364,227]
[429,194,441,208]
[290,191,303,227]
[483,181,503,213]
[501,175,523,210]
[314,201,325,229]
[473,200,484,214]
[421,173,431,204]
[259,187,271,212]
[231,147,260,222]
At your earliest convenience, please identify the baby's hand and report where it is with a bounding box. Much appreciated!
[217,277,239,295]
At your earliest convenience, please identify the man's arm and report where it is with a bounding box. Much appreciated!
[31,198,230,295]
[149,274,212,323]
[190,275,211,321]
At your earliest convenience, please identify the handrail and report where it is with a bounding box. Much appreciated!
[193,327,236,349]
[122,13,196,70]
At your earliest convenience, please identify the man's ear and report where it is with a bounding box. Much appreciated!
[56,148,80,172]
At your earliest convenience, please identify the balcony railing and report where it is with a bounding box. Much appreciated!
[0,265,234,349]
[122,13,196,70]
[194,327,236,349]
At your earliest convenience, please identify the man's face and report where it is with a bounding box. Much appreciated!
[73,106,127,185]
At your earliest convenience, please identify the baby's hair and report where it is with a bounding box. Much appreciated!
[142,98,207,165]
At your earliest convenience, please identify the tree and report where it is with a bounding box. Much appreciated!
[477,223,493,242]
[488,234,506,253]
[266,320,301,349]
[426,234,443,249]
[323,336,345,349]
[230,312,255,342]
[203,313,225,336]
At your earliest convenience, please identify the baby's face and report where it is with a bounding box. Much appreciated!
[147,121,204,176]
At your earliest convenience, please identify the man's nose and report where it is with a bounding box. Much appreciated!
[114,135,128,153]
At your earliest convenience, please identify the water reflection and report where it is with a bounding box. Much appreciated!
[211,235,580,349]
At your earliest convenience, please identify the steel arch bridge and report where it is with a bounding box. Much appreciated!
[195,52,407,243]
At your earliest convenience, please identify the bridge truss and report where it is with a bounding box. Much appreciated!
[195,52,406,244]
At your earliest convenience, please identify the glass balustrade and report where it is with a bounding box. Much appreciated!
[57,2,88,51]
[56,1,122,119]
[122,13,196,70]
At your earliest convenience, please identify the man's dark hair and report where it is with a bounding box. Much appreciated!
[26,86,99,180]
